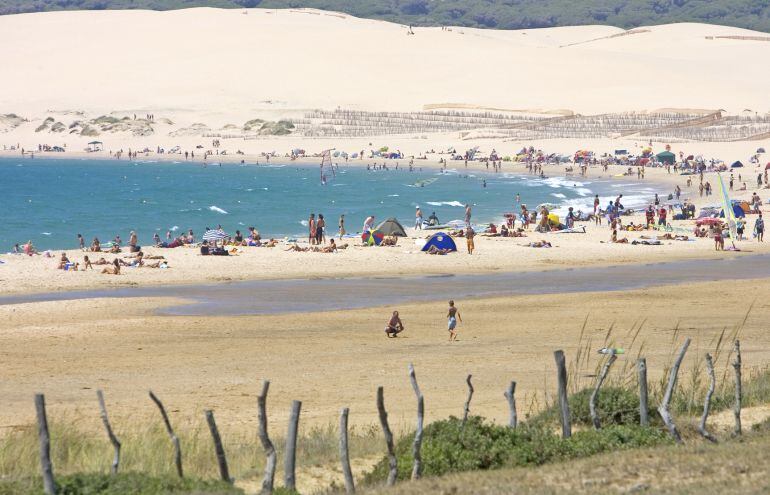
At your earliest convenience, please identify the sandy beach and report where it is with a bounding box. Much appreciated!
[2,7,770,492]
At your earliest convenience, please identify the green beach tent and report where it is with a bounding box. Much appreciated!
[656,151,676,164]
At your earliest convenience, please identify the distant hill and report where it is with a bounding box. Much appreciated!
[1,0,770,33]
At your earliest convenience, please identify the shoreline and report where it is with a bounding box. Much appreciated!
[2,155,768,297]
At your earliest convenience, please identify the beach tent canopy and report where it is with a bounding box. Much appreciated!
[731,161,744,168]
[656,151,676,164]
[758,148,766,153]
[376,218,407,237]
[362,231,384,246]
[421,233,457,252]
[721,204,746,218]
[734,200,751,214]
[203,229,229,241]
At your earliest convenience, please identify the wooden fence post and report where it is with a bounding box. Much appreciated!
[657,338,691,443]
[96,390,121,475]
[376,387,397,486]
[148,391,183,478]
[462,374,474,427]
[504,381,517,428]
[553,350,571,438]
[637,358,649,427]
[284,400,302,491]
[257,380,276,495]
[339,408,355,494]
[205,410,232,483]
[590,351,617,430]
[35,394,56,495]
[698,354,717,443]
[733,340,742,436]
[408,364,424,481]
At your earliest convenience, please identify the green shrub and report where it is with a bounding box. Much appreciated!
[363,416,668,485]
[530,387,644,427]
[0,472,243,495]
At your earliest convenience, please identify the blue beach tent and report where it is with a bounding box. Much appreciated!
[720,204,746,219]
[421,232,457,252]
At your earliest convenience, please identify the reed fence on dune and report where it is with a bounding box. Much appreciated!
[187,108,770,143]
[27,332,749,495]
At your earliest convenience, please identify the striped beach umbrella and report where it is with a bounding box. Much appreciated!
[202,229,229,242]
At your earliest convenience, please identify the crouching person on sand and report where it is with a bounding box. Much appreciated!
[385,311,405,338]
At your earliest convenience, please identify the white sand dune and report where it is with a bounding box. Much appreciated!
[0,8,769,121]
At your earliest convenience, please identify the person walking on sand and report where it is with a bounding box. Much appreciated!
[465,225,475,254]
[415,206,423,230]
[447,300,462,342]
[308,213,316,245]
[755,213,765,242]
[384,310,405,338]
[338,214,346,239]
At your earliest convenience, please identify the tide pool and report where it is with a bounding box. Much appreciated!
[0,158,658,250]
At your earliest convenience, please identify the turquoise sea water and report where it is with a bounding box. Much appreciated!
[0,157,658,251]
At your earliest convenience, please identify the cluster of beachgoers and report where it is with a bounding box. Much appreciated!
[4,142,770,298]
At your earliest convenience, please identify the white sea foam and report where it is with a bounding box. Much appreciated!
[551,193,567,199]
[209,205,228,214]
[300,220,309,227]
[169,226,179,232]
[426,201,465,207]
[41,232,52,236]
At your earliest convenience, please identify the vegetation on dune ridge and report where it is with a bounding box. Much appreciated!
[1,1,770,34]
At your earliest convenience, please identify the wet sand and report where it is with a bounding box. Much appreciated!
[1,253,768,315]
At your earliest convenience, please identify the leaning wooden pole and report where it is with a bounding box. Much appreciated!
[148,391,183,478]
[504,381,517,428]
[408,363,424,481]
[35,394,56,495]
[96,390,121,475]
[339,408,355,494]
[205,410,232,483]
[376,387,398,486]
[698,354,718,443]
[553,350,571,438]
[657,338,691,443]
[733,340,742,436]
[637,358,649,427]
[257,380,276,495]
[590,351,618,430]
[462,374,474,427]
[284,400,302,491]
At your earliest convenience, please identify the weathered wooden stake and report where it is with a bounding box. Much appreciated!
[590,351,617,430]
[35,394,56,495]
[733,340,742,436]
[698,354,718,443]
[257,380,276,495]
[503,381,517,428]
[408,363,424,481]
[205,410,232,483]
[284,400,302,491]
[96,390,121,475]
[148,391,183,478]
[462,374,474,427]
[657,338,691,443]
[339,408,355,494]
[376,386,397,486]
[553,350,571,438]
[637,358,649,427]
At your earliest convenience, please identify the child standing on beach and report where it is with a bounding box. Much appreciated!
[447,300,462,342]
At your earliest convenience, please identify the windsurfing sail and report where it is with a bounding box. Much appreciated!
[717,173,738,247]
[320,148,335,184]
